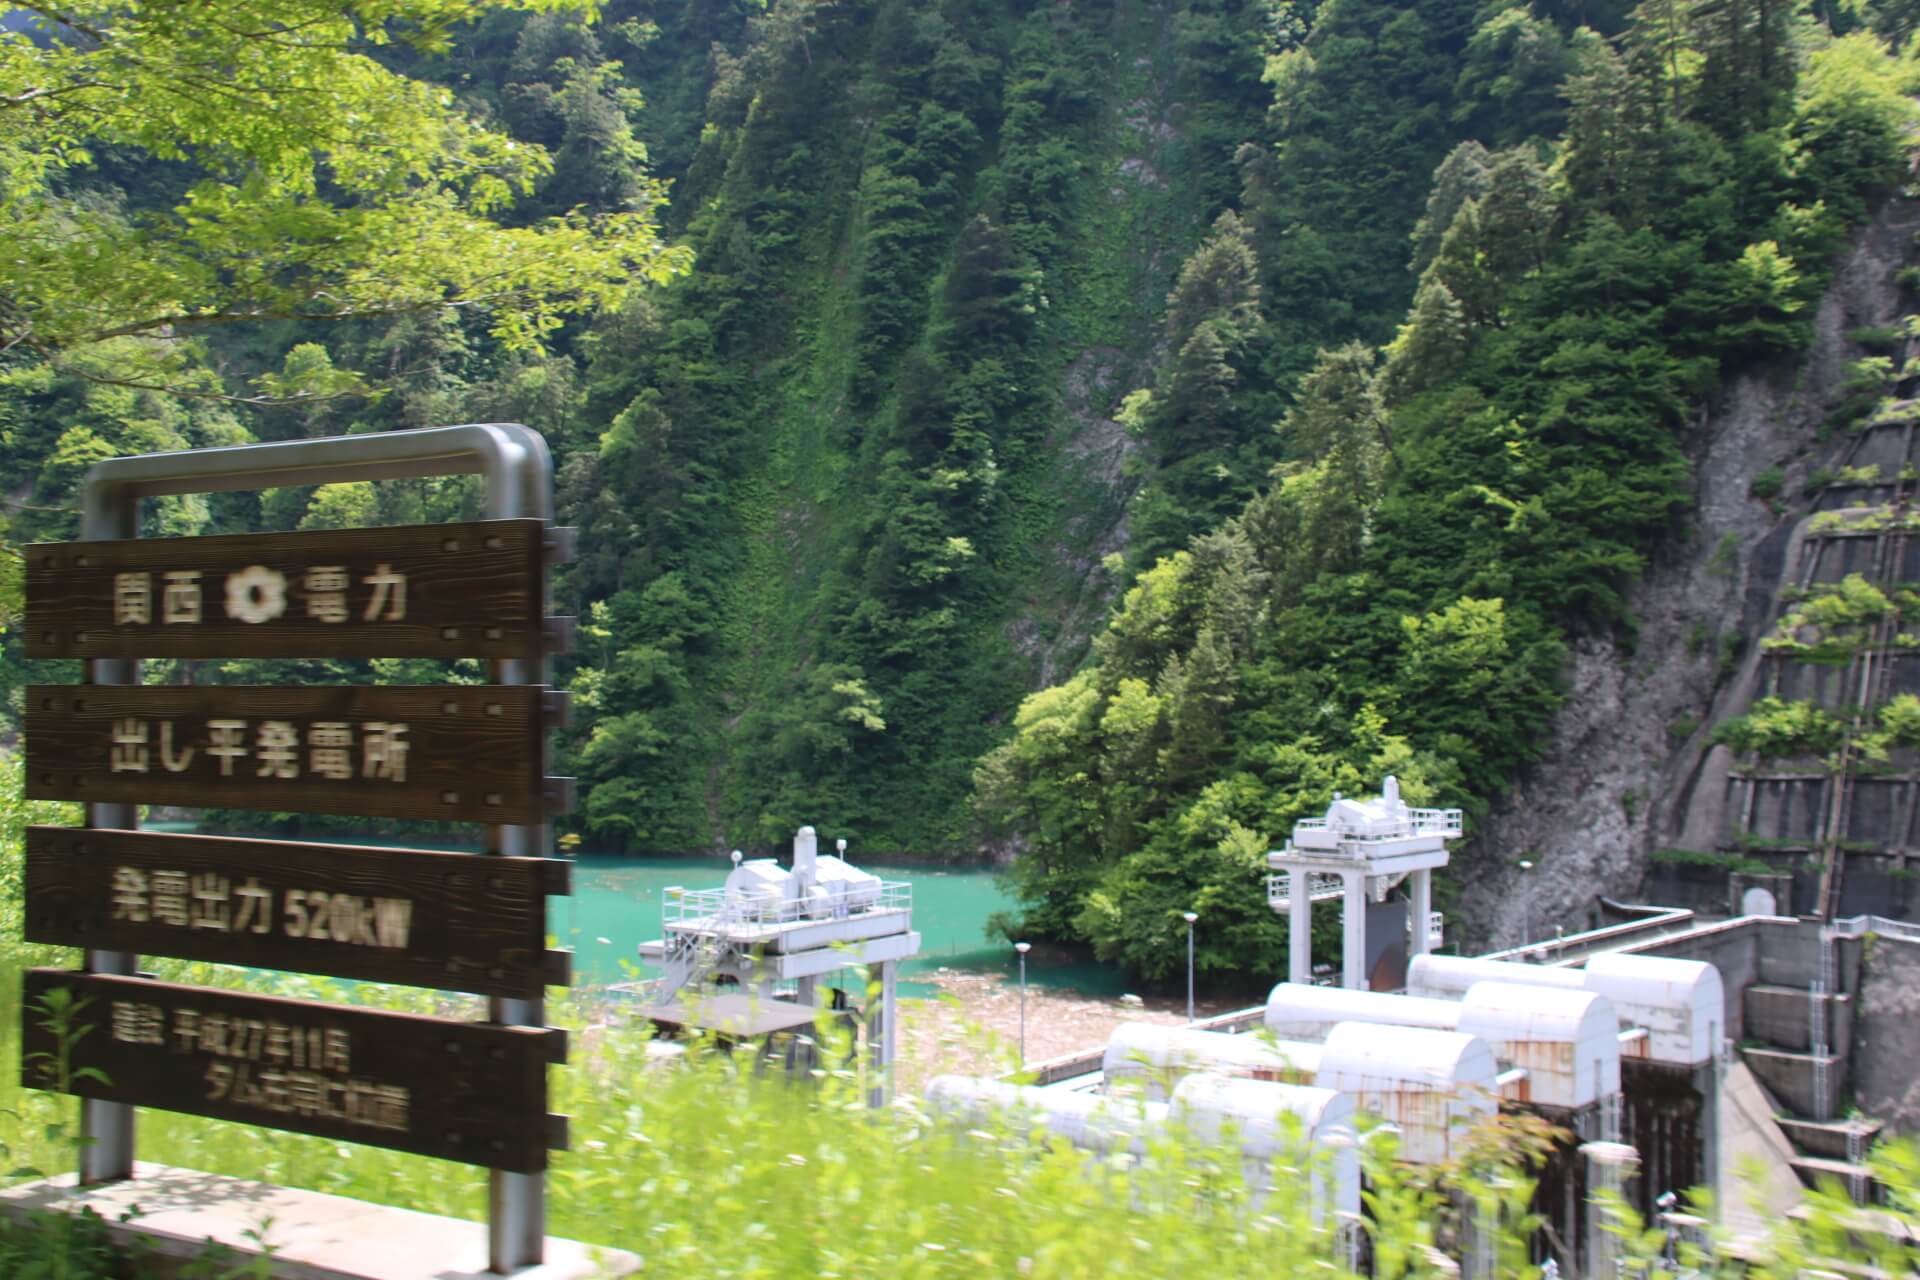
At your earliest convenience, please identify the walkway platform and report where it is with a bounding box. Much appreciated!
[0,1163,636,1279]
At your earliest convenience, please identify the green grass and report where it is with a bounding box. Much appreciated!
[0,964,1370,1277]
[6,947,1920,1279]
[0,770,1915,1276]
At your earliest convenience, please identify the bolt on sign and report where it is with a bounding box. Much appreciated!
[17,429,580,1217]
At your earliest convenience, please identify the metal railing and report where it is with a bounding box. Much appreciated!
[1408,807,1466,835]
[664,880,912,930]
[1478,902,1696,966]
[1827,913,1920,943]
[1265,872,1347,909]
[1286,807,1464,847]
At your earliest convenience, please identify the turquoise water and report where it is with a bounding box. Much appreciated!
[154,826,1125,998]
[560,854,1126,998]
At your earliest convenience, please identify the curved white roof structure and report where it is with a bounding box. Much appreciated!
[1102,1024,1320,1101]
[1406,952,1725,1067]
[925,1073,1360,1219]
[1169,1072,1354,1156]
[924,1075,1165,1154]
[1170,1074,1360,1219]
[1583,953,1723,1067]
[1457,982,1621,1109]
[1263,982,1461,1040]
[1263,980,1621,1110]
[1405,954,1585,999]
[1316,1022,1499,1166]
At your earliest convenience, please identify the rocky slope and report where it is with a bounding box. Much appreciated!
[1458,197,1920,948]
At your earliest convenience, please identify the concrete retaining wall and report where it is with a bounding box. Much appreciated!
[1744,986,1854,1057]
[1624,918,1862,1044]
[1852,930,1920,1135]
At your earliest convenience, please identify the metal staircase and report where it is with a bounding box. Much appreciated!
[655,930,730,1004]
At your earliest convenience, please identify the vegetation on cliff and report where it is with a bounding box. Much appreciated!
[5,0,1920,980]
[976,7,1920,979]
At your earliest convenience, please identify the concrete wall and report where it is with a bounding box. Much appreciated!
[1623,918,1863,1044]
[1624,915,1913,1131]
[1626,920,1763,1042]
[1852,930,1920,1135]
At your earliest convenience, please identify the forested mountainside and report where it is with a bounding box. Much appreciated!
[4,0,1919,979]
[967,2,1920,980]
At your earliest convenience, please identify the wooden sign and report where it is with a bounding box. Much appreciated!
[24,685,569,824]
[20,969,567,1171]
[23,827,570,999]
[23,519,552,661]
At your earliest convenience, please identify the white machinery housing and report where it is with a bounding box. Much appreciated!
[1405,952,1724,1067]
[1100,1021,1497,1166]
[1266,777,1464,989]
[1103,1023,1320,1101]
[636,826,919,1105]
[1264,981,1622,1111]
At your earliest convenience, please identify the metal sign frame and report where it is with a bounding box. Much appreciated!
[73,423,559,1272]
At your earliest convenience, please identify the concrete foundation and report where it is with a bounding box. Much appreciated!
[1743,984,1854,1056]
[1743,1047,1845,1120]
[0,1164,636,1280]
[1716,1059,1805,1251]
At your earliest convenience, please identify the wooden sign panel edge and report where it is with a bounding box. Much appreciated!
[19,968,567,1172]
[24,684,571,825]
[23,826,571,999]
[23,518,553,661]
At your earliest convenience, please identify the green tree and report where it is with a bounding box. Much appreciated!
[1453,8,1576,145]
[1382,276,1471,403]
[0,0,689,401]
[1408,141,1491,278]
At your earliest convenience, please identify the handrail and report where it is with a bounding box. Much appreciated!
[664,881,912,929]
[1828,914,1920,942]
[1479,905,1696,966]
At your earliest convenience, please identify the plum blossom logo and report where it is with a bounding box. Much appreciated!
[225,565,288,624]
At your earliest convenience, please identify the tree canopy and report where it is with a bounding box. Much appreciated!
[0,0,689,401]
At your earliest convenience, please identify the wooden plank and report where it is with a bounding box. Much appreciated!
[25,685,566,824]
[23,520,548,660]
[23,827,570,999]
[19,969,566,1171]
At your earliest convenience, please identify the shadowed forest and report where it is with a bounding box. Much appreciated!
[4,0,1919,981]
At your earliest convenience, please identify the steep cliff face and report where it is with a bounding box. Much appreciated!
[547,0,1273,852]
[1458,198,1920,949]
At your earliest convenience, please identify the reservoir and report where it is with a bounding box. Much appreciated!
[161,827,1125,998]
[564,854,1127,998]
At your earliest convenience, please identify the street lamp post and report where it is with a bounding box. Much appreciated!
[1518,859,1534,949]
[1014,942,1031,1066]
[1182,912,1198,1024]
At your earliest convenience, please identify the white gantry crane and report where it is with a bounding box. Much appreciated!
[636,825,920,1103]
[1266,776,1462,990]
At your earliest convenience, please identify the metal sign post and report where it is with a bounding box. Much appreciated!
[50,424,567,1273]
